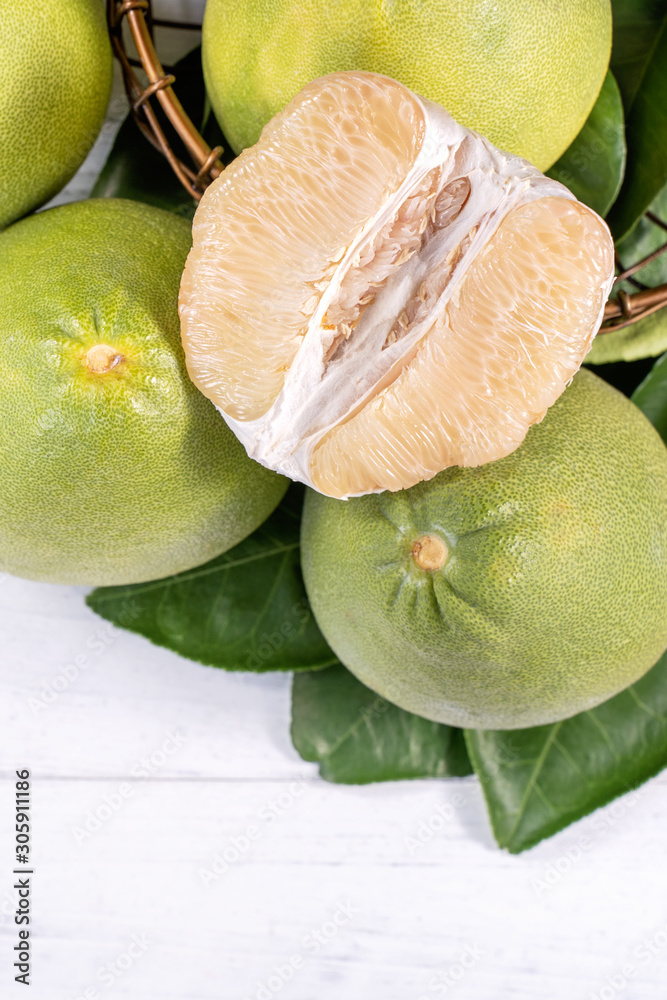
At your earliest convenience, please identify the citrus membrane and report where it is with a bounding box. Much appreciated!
[180,72,615,499]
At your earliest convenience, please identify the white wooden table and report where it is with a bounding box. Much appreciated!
[2,4,667,997]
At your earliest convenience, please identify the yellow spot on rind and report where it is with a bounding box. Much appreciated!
[411,534,448,571]
[85,344,124,374]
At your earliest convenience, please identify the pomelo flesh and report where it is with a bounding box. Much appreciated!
[0,0,113,230]
[180,72,615,499]
[301,370,667,731]
[0,199,287,586]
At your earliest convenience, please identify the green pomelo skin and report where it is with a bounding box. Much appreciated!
[0,0,113,230]
[0,199,287,586]
[202,0,611,171]
[302,371,667,730]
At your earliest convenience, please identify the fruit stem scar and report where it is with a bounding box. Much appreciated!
[84,344,124,374]
[411,534,448,571]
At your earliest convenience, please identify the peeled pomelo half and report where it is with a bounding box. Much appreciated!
[179,71,615,499]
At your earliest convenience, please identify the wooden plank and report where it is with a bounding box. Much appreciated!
[2,778,667,998]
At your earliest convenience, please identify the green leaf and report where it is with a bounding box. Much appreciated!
[546,71,625,217]
[616,183,667,288]
[465,649,667,853]
[291,664,472,783]
[87,487,336,672]
[586,307,667,364]
[92,46,233,218]
[606,15,667,241]
[632,350,667,441]
[610,0,667,109]
[585,356,662,398]
[466,373,667,853]
[588,186,667,364]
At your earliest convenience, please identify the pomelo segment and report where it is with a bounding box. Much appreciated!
[180,72,615,499]
[180,73,424,423]
[311,197,613,496]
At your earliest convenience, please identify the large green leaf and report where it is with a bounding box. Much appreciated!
[617,183,667,282]
[587,308,667,364]
[588,186,667,364]
[610,0,667,109]
[291,664,472,783]
[465,380,667,853]
[632,350,667,440]
[93,46,233,218]
[606,15,667,241]
[87,487,336,672]
[465,649,667,853]
[546,71,625,217]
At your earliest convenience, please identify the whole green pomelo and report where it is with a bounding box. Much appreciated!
[0,0,112,230]
[0,199,287,585]
[202,0,611,170]
[301,370,667,730]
